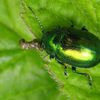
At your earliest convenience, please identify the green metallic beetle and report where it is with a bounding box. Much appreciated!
[20,6,100,86]
[41,26,100,85]
[42,26,100,68]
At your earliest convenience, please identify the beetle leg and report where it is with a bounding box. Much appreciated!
[50,55,54,59]
[81,26,88,31]
[56,60,69,77]
[71,25,74,27]
[64,66,68,76]
[72,66,92,86]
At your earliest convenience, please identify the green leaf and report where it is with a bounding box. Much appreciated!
[0,0,100,100]
[0,1,67,100]
[0,21,67,100]
[0,0,35,41]
[22,0,100,100]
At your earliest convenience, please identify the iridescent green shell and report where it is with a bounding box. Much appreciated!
[42,27,100,68]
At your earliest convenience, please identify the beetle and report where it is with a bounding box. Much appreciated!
[41,26,100,86]
[20,6,100,86]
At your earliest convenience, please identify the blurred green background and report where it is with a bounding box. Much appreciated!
[0,0,100,100]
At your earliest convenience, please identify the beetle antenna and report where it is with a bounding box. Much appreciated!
[28,6,45,33]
